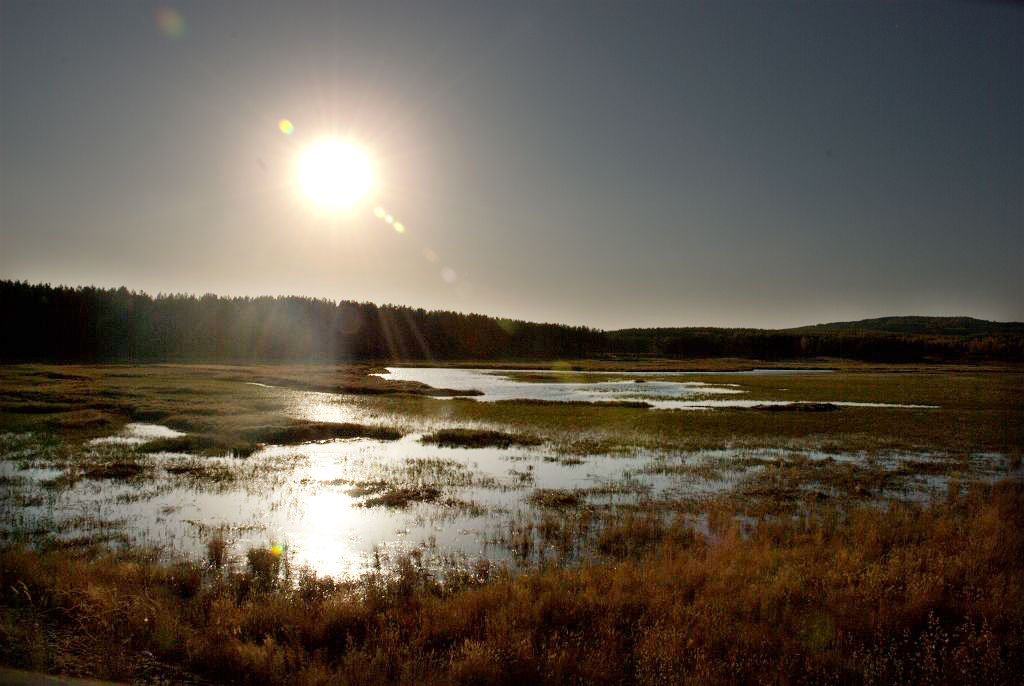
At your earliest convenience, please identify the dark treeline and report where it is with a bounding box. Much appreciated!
[607,327,1024,363]
[2,281,1022,363]
[0,281,603,362]
[788,315,1024,337]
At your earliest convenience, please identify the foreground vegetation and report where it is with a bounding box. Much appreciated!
[1,482,1021,685]
[1,362,1022,683]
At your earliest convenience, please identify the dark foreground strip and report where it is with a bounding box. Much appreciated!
[0,667,126,686]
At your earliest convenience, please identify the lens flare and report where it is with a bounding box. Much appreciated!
[393,222,405,234]
[278,118,294,135]
[155,7,185,38]
[373,206,386,219]
[295,138,374,212]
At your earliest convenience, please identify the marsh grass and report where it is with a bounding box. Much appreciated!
[0,365,417,453]
[245,547,284,593]
[441,497,490,517]
[136,422,402,458]
[2,364,1022,457]
[361,486,442,508]
[2,482,1020,685]
[524,480,653,511]
[219,366,484,398]
[361,367,1024,455]
[494,398,654,409]
[749,402,839,412]
[165,460,237,484]
[239,422,402,444]
[420,429,542,449]
[206,528,227,570]
[18,442,158,491]
[595,512,698,558]
[529,488,583,509]
[81,461,147,480]
[1,363,1022,683]
[640,460,724,480]
[339,457,488,509]
[0,402,77,414]
[542,455,585,466]
[140,434,258,457]
[735,453,970,508]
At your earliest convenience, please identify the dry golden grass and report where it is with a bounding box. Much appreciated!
[1,482,1021,685]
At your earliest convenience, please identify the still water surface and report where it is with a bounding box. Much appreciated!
[0,368,963,578]
[376,367,937,409]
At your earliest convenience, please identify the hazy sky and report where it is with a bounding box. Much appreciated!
[1,1,1021,329]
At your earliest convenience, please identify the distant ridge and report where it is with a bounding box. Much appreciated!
[2,280,1022,363]
[785,316,1024,337]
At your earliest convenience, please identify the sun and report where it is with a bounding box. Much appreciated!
[295,138,374,212]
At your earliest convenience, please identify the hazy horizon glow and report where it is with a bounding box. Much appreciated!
[1,1,1021,329]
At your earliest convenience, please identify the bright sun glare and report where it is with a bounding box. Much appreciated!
[295,138,374,212]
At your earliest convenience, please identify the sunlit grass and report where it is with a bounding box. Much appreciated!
[1,482,1020,684]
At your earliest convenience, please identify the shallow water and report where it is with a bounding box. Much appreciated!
[3,430,675,577]
[0,368,992,579]
[375,367,938,410]
[376,367,744,404]
[4,415,1011,579]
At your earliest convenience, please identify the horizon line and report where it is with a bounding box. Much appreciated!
[4,277,1020,333]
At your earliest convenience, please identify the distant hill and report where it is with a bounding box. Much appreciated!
[785,316,1024,337]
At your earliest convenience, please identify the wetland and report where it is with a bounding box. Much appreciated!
[1,361,1022,684]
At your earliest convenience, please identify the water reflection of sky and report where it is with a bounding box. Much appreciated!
[0,368,963,580]
[2,428,674,578]
[5,420,1010,581]
[375,367,936,409]
[378,367,744,403]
